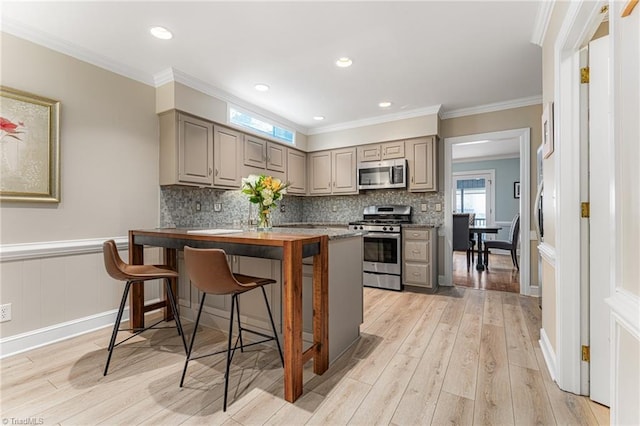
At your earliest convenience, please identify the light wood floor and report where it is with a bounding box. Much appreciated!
[453,251,521,293]
[1,287,609,425]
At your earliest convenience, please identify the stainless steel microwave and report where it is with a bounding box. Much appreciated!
[357,159,407,190]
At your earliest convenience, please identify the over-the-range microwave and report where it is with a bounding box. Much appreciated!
[357,159,407,190]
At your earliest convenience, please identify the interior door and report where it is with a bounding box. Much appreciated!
[452,171,495,228]
[587,34,610,407]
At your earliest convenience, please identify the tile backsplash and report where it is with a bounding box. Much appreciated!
[160,186,444,228]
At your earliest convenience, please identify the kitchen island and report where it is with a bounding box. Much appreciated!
[128,227,362,403]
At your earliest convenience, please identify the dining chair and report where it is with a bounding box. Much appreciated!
[484,214,520,270]
[453,213,475,271]
[180,246,284,412]
[102,240,187,376]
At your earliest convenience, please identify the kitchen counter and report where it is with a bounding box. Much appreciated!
[402,223,439,228]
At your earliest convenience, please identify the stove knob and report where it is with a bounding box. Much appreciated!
[389,226,394,232]
[383,226,387,231]
[359,225,364,230]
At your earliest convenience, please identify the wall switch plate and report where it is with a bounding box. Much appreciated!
[332,205,338,212]
[421,203,428,212]
[280,204,286,213]
[1,303,12,322]
[214,203,222,212]
[435,203,442,212]
[195,201,201,212]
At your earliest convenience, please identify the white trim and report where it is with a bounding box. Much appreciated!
[439,96,542,120]
[307,104,442,135]
[452,153,520,163]
[537,242,556,267]
[606,289,640,341]
[1,16,154,86]
[0,237,128,262]
[531,0,556,46]
[552,0,605,395]
[444,128,530,296]
[539,328,557,382]
[0,308,125,358]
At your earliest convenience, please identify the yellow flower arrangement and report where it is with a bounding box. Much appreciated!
[241,174,290,229]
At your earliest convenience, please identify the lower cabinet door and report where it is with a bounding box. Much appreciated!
[404,262,431,287]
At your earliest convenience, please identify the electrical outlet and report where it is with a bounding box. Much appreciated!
[421,203,427,212]
[195,201,201,212]
[214,203,222,212]
[435,203,442,212]
[280,204,286,213]
[1,303,12,322]
[332,205,338,212]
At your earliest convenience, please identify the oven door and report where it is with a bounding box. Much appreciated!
[362,232,401,275]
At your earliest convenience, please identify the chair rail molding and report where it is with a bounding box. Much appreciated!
[0,237,128,262]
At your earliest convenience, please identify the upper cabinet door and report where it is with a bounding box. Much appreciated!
[407,136,437,192]
[178,114,214,186]
[357,145,381,162]
[244,135,266,168]
[266,142,286,173]
[308,151,332,194]
[381,141,405,160]
[214,126,242,188]
[287,148,306,194]
[332,147,358,194]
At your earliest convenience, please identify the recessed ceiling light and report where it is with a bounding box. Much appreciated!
[254,83,270,92]
[150,26,173,40]
[378,101,392,108]
[336,57,353,68]
[313,116,325,121]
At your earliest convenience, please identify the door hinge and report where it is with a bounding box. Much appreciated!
[581,202,590,218]
[582,345,590,362]
[581,67,590,84]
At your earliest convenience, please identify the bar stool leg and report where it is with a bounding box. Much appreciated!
[235,296,244,352]
[261,286,284,366]
[164,278,188,354]
[104,280,132,376]
[180,293,207,387]
[223,294,236,412]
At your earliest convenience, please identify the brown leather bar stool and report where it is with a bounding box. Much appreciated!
[180,246,284,412]
[102,240,187,375]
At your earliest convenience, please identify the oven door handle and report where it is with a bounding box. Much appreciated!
[364,233,401,239]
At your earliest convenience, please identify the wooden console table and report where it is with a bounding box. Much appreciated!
[128,228,329,403]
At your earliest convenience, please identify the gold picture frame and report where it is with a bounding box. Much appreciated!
[0,86,60,203]
[541,101,554,159]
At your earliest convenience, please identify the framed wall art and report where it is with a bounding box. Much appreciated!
[0,86,60,202]
[514,181,521,199]
[541,101,554,159]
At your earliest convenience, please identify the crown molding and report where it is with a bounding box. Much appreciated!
[307,104,442,136]
[531,0,555,46]
[452,153,520,164]
[440,95,542,120]
[1,17,154,86]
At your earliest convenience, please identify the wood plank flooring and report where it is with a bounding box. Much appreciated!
[453,252,521,293]
[0,287,608,425]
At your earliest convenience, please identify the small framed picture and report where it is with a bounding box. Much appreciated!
[542,102,554,159]
[514,182,521,199]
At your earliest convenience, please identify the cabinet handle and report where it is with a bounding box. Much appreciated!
[412,250,421,254]
[411,176,414,183]
[209,168,212,176]
[215,169,219,176]
[412,233,420,237]
[412,272,420,276]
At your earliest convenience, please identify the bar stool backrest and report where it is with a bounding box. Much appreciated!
[184,246,248,295]
[103,240,131,281]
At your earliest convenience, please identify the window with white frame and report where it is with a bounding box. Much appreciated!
[228,105,295,145]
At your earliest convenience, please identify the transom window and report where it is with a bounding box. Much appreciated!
[228,106,295,145]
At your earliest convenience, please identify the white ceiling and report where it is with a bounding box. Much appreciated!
[452,137,520,161]
[0,1,543,134]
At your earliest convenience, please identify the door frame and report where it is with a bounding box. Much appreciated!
[443,128,531,295]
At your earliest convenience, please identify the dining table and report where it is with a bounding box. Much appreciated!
[469,225,502,270]
[127,228,329,404]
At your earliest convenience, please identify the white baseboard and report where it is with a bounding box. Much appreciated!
[539,328,557,382]
[0,308,126,359]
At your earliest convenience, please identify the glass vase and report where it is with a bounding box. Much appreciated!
[257,209,273,231]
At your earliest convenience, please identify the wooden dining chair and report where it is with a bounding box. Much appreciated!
[102,240,187,375]
[180,246,284,412]
[484,214,520,270]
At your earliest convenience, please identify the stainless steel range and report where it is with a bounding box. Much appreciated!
[349,205,412,291]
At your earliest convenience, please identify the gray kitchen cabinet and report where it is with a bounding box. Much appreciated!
[286,147,307,195]
[406,136,437,192]
[244,135,286,174]
[356,140,405,162]
[308,148,357,195]
[213,125,243,188]
[159,110,214,187]
[403,227,438,289]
